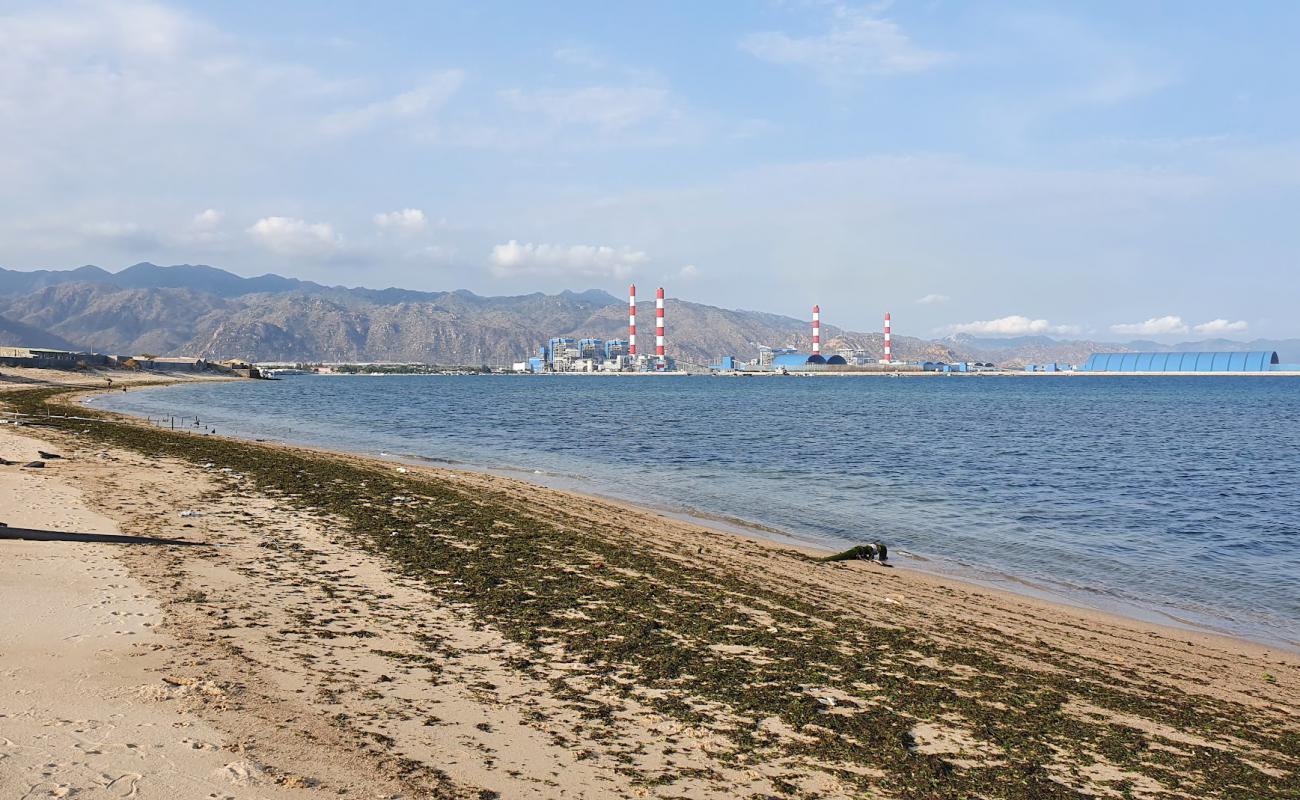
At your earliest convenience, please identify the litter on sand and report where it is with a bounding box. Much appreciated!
[818,542,888,563]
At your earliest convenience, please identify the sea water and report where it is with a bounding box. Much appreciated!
[91,374,1300,648]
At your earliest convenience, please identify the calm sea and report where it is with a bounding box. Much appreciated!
[91,375,1300,649]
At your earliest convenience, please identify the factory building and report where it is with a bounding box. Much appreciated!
[772,352,813,369]
[836,347,870,366]
[755,306,902,370]
[524,284,677,373]
[1080,351,1282,372]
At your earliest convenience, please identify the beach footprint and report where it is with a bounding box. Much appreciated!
[92,771,144,797]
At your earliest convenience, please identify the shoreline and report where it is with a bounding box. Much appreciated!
[83,377,1298,653]
[4,374,1299,798]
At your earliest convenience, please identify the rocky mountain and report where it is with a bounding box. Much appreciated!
[0,313,78,350]
[0,265,813,365]
[941,335,1117,367]
[0,263,1293,367]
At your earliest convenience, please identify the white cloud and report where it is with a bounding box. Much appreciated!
[489,240,649,279]
[1192,318,1248,336]
[916,293,949,305]
[948,315,1080,337]
[321,71,464,137]
[678,264,699,280]
[177,208,227,247]
[191,209,222,229]
[374,208,427,234]
[1109,315,1189,336]
[740,5,948,82]
[247,216,343,257]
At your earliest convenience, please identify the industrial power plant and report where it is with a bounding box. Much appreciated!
[516,291,931,375]
[514,291,1300,376]
[514,285,679,373]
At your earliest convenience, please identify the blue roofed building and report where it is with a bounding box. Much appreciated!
[1080,352,1281,373]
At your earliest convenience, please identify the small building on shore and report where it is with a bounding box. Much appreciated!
[121,356,210,371]
[0,346,111,369]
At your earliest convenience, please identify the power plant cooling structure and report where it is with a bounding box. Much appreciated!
[628,284,637,357]
[655,287,666,369]
[812,305,821,356]
[884,312,892,363]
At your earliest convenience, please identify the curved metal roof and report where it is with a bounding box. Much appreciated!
[1082,352,1279,372]
[772,353,811,368]
[824,355,848,365]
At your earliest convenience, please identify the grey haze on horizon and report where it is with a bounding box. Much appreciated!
[2,1,1298,340]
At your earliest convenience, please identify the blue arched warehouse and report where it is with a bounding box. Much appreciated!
[764,353,826,369]
[1081,352,1280,372]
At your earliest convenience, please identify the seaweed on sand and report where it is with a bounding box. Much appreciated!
[7,386,1298,799]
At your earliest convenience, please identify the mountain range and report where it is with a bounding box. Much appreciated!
[1,263,1296,367]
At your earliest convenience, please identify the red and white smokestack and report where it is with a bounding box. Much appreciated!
[812,305,821,356]
[884,312,892,363]
[628,284,637,357]
[655,287,666,369]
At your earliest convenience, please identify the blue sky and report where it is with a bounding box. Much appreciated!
[2,0,1298,340]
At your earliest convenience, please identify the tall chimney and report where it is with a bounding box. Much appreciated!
[656,287,666,370]
[884,312,892,363]
[628,284,637,359]
[812,305,821,356]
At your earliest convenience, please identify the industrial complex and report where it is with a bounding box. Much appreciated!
[515,294,1300,377]
[513,285,680,373]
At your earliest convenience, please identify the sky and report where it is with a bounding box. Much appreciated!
[2,0,1299,341]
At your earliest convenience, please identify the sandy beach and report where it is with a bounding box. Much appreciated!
[2,372,1297,798]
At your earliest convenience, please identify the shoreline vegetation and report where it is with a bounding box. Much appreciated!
[2,373,1298,798]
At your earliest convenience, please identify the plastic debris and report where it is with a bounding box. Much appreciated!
[21,461,45,469]
[179,510,202,518]
[37,450,62,460]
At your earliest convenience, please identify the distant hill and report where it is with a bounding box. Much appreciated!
[0,263,1293,366]
[0,313,78,350]
[0,263,848,364]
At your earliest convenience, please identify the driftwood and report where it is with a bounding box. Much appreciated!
[819,542,888,563]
